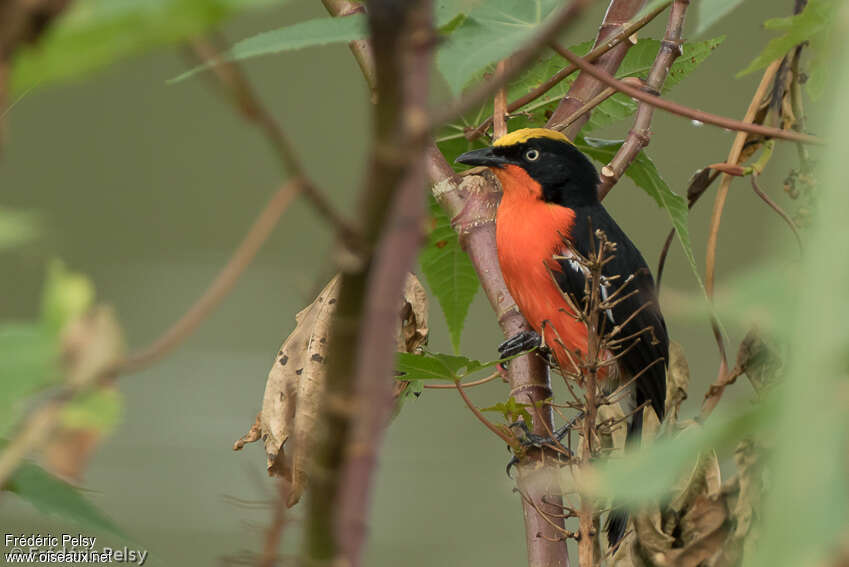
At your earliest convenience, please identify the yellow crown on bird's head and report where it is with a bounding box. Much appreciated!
[492,128,574,147]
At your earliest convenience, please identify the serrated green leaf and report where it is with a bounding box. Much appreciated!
[0,324,58,437]
[41,260,95,338]
[420,196,479,351]
[437,0,558,95]
[61,389,124,432]
[737,0,837,78]
[171,13,368,83]
[695,0,745,35]
[12,0,280,93]
[6,462,125,538]
[576,137,707,300]
[0,208,40,251]
[397,350,511,382]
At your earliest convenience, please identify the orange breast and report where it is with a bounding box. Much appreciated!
[494,166,588,373]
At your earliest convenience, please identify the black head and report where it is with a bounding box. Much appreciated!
[455,128,600,207]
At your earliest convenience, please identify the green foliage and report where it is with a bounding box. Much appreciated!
[419,197,479,351]
[6,462,124,538]
[12,0,278,93]
[0,324,57,437]
[61,389,124,433]
[750,20,849,566]
[396,351,503,382]
[585,403,773,506]
[575,137,706,298]
[480,396,533,425]
[171,13,368,83]
[437,0,558,95]
[695,0,745,35]
[737,0,837,91]
[0,208,40,251]
[41,260,95,339]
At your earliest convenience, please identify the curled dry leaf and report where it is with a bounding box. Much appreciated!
[235,274,428,508]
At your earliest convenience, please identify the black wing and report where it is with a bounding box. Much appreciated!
[552,204,668,423]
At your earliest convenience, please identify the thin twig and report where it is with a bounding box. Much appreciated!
[493,60,509,140]
[423,371,500,389]
[188,37,358,241]
[553,48,822,145]
[454,381,519,448]
[751,174,802,252]
[596,0,690,198]
[121,181,301,374]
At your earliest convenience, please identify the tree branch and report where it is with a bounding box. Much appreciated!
[596,0,690,198]
[304,2,434,566]
[553,48,823,145]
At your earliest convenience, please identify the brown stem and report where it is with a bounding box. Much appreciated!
[305,2,434,566]
[596,0,690,199]
[188,36,358,242]
[430,0,594,127]
[467,0,671,140]
[493,60,509,140]
[121,181,300,374]
[259,480,291,567]
[750,174,802,252]
[549,0,649,138]
[554,49,822,145]
[454,380,519,448]
[423,371,500,389]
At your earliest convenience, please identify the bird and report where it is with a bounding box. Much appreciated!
[456,127,668,549]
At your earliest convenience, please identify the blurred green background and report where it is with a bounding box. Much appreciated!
[0,0,811,565]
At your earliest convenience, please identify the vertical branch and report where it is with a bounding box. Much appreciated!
[547,0,648,138]
[596,0,690,198]
[304,1,434,566]
[493,60,509,139]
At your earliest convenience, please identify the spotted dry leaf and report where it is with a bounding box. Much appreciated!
[234,274,428,508]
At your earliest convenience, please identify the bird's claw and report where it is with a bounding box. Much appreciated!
[505,418,582,477]
[498,330,545,362]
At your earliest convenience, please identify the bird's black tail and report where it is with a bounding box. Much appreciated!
[605,409,645,549]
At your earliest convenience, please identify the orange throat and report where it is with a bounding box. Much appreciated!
[494,165,591,373]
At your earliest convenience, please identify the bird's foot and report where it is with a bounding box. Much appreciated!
[498,330,547,364]
[504,415,583,477]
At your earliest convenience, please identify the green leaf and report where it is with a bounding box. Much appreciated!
[737,0,837,78]
[0,324,58,437]
[397,351,494,382]
[576,137,707,299]
[170,13,368,83]
[420,196,479,351]
[11,0,279,93]
[750,25,849,566]
[481,396,533,424]
[0,208,40,251]
[437,0,558,95]
[41,259,95,338]
[6,462,124,538]
[695,0,745,35]
[61,389,124,433]
[584,402,774,506]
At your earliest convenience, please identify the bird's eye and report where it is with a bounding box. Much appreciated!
[524,149,540,162]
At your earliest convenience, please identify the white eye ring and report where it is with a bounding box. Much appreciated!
[525,148,540,161]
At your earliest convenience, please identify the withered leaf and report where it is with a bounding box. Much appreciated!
[235,274,428,508]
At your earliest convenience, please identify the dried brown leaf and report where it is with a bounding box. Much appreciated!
[237,274,428,508]
[666,341,690,422]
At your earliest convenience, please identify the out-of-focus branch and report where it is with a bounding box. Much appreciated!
[305,2,434,566]
[430,0,594,127]
[188,36,358,242]
[549,0,648,138]
[554,48,822,145]
[596,0,690,199]
[468,0,670,140]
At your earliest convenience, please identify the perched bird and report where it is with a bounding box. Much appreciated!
[456,128,668,548]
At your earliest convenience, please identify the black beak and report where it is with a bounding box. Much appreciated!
[455,147,509,168]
